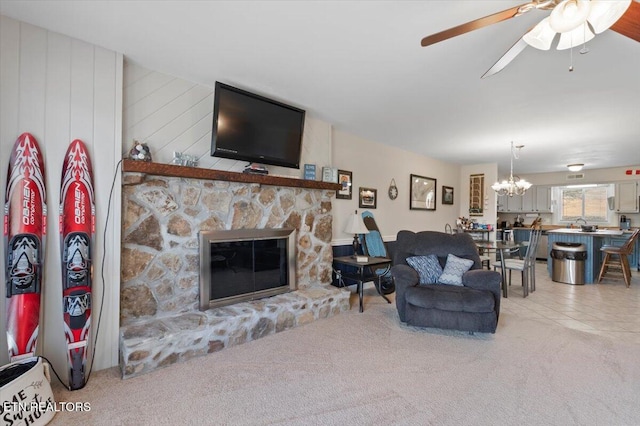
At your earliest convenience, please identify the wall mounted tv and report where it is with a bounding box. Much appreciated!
[211,82,306,169]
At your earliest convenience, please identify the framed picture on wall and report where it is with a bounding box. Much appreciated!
[469,174,484,216]
[442,186,454,205]
[336,170,352,199]
[359,187,377,209]
[410,174,437,211]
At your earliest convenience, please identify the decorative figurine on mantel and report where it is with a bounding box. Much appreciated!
[129,140,152,162]
[171,151,199,167]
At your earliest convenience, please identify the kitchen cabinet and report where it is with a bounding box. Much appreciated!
[506,194,523,212]
[497,193,523,212]
[534,186,552,212]
[614,181,639,213]
[522,186,552,212]
[497,185,552,213]
[521,190,535,212]
[512,228,532,258]
[497,194,506,212]
[510,227,549,260]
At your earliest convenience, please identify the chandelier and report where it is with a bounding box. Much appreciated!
[522,0,632,51]
[492,142,532,197]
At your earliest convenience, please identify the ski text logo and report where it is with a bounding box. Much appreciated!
[22,182,34,226]
[74,183,85,225]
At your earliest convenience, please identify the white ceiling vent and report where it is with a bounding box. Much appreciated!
[566,173,585,180]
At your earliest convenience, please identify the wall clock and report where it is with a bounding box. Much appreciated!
[388,179,398,200]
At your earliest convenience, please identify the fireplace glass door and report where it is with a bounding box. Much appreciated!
[209,238,288,300]
[199,228,296,310]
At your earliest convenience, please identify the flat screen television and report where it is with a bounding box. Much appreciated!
[211,82,305,169]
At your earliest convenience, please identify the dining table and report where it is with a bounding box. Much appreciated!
[475,240,529,298]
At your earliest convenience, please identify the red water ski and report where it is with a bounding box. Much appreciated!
[4,132,47,362]
[59,139,95,390]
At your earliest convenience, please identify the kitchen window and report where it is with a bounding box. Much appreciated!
[558,184,613,223]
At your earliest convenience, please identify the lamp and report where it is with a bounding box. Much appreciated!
[344,210,369,255]
[522,0,631,51]
[567,163,584,172]
[491,142,532,197]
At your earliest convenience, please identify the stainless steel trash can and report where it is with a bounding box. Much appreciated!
[551,242,587,285]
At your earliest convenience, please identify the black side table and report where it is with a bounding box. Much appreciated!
[333,256,392,312]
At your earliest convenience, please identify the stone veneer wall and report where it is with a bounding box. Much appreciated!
[119,172,349,377]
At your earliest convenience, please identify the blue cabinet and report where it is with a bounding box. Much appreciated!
[547,231,601,284]
[545,230,639,282]
[512,229,532,258]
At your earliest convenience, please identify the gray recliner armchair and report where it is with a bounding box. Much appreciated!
[391,230,502,333]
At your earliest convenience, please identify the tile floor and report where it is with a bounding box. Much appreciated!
[499,260,640,343]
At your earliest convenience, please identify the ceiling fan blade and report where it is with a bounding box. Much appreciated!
[481,37,529,79]
[610,0,640,42]
[421,4,529,47]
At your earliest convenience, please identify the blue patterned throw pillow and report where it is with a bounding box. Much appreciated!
[438,254,474,286]
[406,255,443,284]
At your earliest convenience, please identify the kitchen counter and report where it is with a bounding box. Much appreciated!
[546,229,638,283]
[547,228,625,236]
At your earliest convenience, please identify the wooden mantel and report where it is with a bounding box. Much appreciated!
[122,159,342,191]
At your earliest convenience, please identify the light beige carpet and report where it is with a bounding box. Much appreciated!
[48,288,640,425]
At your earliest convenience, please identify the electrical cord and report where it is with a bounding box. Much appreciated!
[84,158,123,387]
[39,355,66,388]
[37,158,122,391]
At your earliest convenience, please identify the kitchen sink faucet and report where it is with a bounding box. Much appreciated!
[575,218,587,225]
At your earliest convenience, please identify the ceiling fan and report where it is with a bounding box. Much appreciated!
[421,0,640,78]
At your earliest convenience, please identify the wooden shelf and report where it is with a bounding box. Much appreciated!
[122,159,341,191]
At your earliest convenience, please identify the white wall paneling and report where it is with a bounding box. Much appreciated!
[123,60,153,92]
[41,30,71,387]
[122,60,331,176]
[151,94,213,162]
[0,16,20,135]
[0,15,122,377]
[123,61,216,165]
[123,68,171,109]
[0,14,20,372]
[91,47,123,371]
[17,23,47,135]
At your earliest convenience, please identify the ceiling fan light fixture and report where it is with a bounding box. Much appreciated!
[587,0,632,34]
[549,0,592,33]
[567,163,584,172]
[421,0,639,77]
[523,17,556,50]
[556,23,595,49]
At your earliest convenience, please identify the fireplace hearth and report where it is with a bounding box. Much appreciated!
[200,228,296,309]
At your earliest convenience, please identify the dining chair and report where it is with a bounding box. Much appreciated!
[478,252,492,270]
[597,229,640,288]
[447,224,492,270]
[494,228,541,297]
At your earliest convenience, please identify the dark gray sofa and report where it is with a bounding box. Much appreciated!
[391,230,502,333]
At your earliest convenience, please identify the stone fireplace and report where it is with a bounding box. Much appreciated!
[119,161,350,378]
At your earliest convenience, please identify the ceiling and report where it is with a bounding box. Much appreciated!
[1,1,639,175]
